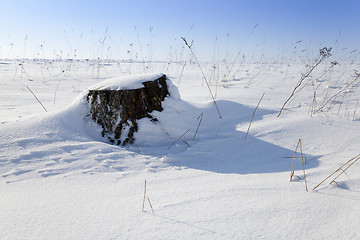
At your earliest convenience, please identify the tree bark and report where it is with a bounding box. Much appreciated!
[86,74,169,145]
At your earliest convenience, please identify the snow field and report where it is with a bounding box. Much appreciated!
[1,59,360,239]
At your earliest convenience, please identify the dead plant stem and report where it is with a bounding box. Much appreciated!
[290,139,308,191]
[142,180,147,212]
[278,47,332,117]
[168,128,191,149]
[353,100,359,120]
[313,154,360,191]
[182,37,222,119]
[299,140,308,191]
[290,140,300,181]
[26,85,48,112]
[246,93,265,138]
[193,112,204,140]
[147,197,154,214]
[329,156,360,185]
[315,71,360,114]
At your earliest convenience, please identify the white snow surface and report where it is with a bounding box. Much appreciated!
[88,73,174,92]
[1,60,360,239]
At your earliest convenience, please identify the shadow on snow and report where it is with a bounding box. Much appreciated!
[141,100,320,175]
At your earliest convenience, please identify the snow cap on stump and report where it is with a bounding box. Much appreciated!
[86,73,178,146]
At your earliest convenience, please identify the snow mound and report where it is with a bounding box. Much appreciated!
[0,73,201,180]
[82,73,191,146]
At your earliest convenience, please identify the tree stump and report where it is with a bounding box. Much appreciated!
[86,74,170,145]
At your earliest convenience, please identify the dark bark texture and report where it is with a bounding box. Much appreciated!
[86,74,169,145]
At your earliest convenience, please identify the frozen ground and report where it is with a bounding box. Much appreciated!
[1,59,360,239]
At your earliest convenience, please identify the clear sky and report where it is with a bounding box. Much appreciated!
[1,0,359,61]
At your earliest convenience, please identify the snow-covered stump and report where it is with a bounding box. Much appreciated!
[86,74,170,145]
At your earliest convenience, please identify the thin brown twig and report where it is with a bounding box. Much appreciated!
[329,156,360,185]
[313,153,360,191]
[147,197,154,214]
[290,139,308,191]
[299,139,308,191]
[246,93,265,138]
[290,140,300,181]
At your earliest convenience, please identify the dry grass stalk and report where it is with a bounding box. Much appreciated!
[193,112,204,140]
[177,48,192,88]
[282,156,306,160]
[336,94,347,116]
[299,140,308,191]
[313,153,360,191]
[142,179,155,214]
[183,136,190,147]
[26,85,48,112]
[296,61,338,96]
[329,155,360,185]
[142,179,147,212]
[246,93,265,138]
[315,70,360,114]
[147,197,154,214]
[307,62,337,117]
[168,128,191,150]
[177,60,187,88]
[277,47,332,117]
[181,37,222,120]
[344,94,352,119]
[136,145,141,153]
[289,140,300,181]
[353,100,359,120]
[289,139,308,191]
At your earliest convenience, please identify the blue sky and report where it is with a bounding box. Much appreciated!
[1,0,359,61]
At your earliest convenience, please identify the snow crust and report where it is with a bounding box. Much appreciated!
[88,73,170,91]
[1,60,360,239]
